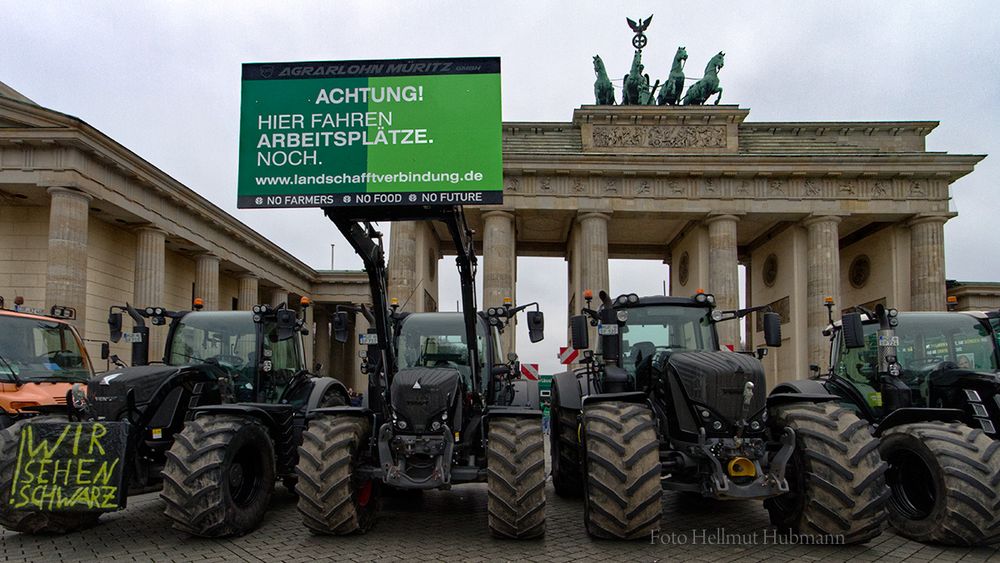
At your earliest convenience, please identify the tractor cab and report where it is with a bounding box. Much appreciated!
[828,308,1000,433]
[0,306,95,427]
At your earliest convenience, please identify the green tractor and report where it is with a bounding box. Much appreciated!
[776,301,1000,545]
[294,205,547,538]
[0,301,349,536]
[550,290,888,542]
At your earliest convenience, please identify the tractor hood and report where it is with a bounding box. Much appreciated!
[390,367,462,433]
[87,364,217,420]
[666,351,766,423]
[0,382,74,413]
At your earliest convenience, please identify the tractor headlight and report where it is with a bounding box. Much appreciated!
[396,419,408,430]
[706,294,715,305]
[431,421,442,431]
[711,310,724,322]
[145,307,154,315]
[627,294,639,304]
[616,310,629,323]
[252,305,262,314]
[694,293,707,303]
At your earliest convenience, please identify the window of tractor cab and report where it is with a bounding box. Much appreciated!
[395,313,487,385]
[617,305,716,374]
[0,316,92,383]
[264,323,303,373]
[168,312,257,369]
[836,313,998,386]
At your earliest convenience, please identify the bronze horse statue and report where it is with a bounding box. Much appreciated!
[657,46,687,106]
[593,55,615,105]
[622,50,643,105]
[682,51,725,105]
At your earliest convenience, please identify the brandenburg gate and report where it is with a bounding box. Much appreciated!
[387,105,983,384]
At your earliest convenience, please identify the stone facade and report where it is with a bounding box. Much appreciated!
[389,105,983,382]
[0,84,370,390]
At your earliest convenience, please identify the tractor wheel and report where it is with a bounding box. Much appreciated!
[581,402,662,539]
[296,415,377,534]
[161,415,275,537]
[880,422,1000,546]
[550,384,583,498]
[764,402,888,544]
[487,417,546,539]
[0,417,102,534]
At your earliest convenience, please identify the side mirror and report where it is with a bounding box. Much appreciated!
[101,342,110,360]
[491,365,509,377]
[842,312,865,349]
[570,315,589,350]
[526,311,545,343]
[274,308,298,342]
[108,312,123,343]
[332,311,349,343]
[763,312,782,347]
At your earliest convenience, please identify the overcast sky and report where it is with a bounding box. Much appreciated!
[3,1,999,373]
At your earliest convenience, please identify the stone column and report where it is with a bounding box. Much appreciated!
[238,274,259,311]
[706,214,740,349]
[579,212,610,345]
[482,210,516,352]
[45,187,91,333]
[909,215,950,311]
[388,222,418,310]
[803,215,842,367]
[313,306,331,376]
[269,288,288,308]
[134,226,167,356]
[579,212,610,296]
[194,254,220,310]
[133,227,166,308]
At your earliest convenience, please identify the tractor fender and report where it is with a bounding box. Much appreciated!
[767,379,840,407]
[485,405,542,420]
[305,376,351,411]
[188,404,283,429]
[552,370,584,410]
[504,377,540,410]
[874,407,966,437]
[581,391,649,407]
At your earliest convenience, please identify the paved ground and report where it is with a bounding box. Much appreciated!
[2,482,999,562]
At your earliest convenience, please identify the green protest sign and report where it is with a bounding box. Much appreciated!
[238,57,502,208]
[8,421,128,512]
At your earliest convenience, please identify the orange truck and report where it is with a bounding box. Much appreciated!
[0,300,96,428]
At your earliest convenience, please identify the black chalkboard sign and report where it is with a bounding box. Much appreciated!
[8,421,129,512]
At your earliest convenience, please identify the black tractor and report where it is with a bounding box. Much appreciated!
[294,205,547,539]
[0,301,349,536]
[550,290,889,542]
[776,301,1000,545]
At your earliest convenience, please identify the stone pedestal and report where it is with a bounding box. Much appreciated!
[194,254,220,310]
[482,210,516,352]
[238,274,259,311]
[910,215,949,311]
[706,214,739,348]
[45,187,91,333]
[804,216,842,367]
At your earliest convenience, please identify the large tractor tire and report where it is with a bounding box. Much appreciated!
[487,417,546,539]
[880,422,1000,546]
[296,415,378,534]
[550,384,583,498]
[0,417,101,534]
[582,402,662,540]
[161,415,275,537]
[764,402,888,544]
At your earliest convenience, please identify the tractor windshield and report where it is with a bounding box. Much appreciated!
[0,315,92,383]
[167,312,258,371]
[835,312,999,405]
[396,313,487,386]
[617,305,717,375]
